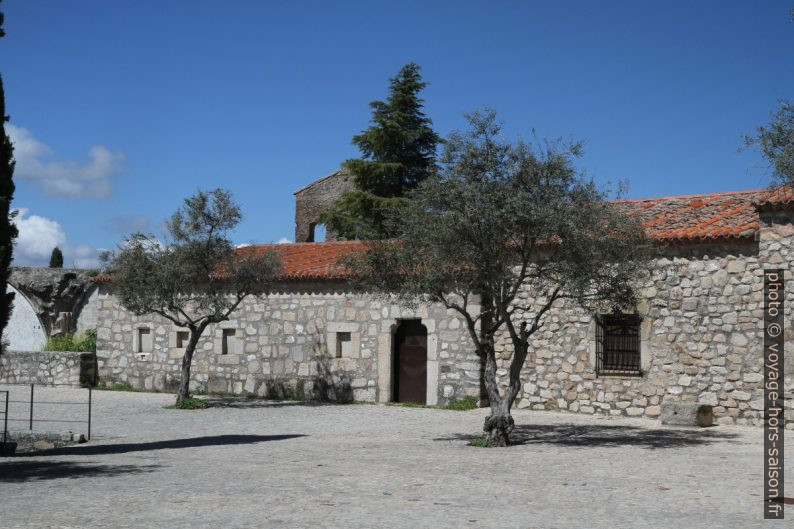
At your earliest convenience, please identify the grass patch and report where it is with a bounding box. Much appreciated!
[166,397,207,410]
[93,382,138,392]
[444,396,478,411]
[386,401,427,408]
[45,329,97,353]
[469,435,497,448]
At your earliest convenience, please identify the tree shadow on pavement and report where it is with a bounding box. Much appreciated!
[20,434,306,456]
[0,460,161,483]
[436,423,739,449]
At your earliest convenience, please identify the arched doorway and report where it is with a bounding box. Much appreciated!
[393,319,427,404]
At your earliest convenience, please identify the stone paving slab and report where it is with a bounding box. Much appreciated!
[0,387,791,528]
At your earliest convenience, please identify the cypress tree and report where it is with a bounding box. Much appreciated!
[320,63,440,239]
[0,4,17,351]
[49,247,64,268]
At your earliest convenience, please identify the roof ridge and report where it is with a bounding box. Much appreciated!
[612,188,763,204]
[248,240,365,248]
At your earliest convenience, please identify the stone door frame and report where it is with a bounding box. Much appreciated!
[377,318,439,405]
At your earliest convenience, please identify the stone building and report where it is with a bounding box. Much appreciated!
[93,183,794,428]
[94,241,479,405]
[293,167,353,242]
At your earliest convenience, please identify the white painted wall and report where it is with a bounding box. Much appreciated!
[3,284,46,351]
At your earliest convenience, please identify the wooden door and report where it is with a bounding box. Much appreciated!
[394,320,427,404]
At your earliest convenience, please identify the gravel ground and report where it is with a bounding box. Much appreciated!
[0,385,790,529]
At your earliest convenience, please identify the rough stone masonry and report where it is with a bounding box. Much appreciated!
[93,186,794,428]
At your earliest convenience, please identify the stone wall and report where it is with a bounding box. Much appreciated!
[496,211,794,428]
[93,210,794,427]
[294,168,354,242]
[95,283,478,403]
[0,350,97,386]
[75,286,99,334]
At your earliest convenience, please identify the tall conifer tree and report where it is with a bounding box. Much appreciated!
[320,63,439,239]
[49,247,64,268]
[0,3,17,351]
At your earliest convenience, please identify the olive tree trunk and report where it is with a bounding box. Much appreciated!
[176,323,208,404]
[481,335,529,446]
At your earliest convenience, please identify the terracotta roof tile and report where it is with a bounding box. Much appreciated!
[237,240,365,280]
[94,187,794,283]
[613,189,766,243]
[755,185,794,208]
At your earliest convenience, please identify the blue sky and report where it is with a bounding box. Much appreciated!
[1,0,791,267]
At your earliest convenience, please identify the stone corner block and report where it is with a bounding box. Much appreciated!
[660,401,713,427]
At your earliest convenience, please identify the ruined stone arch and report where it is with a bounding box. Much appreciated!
[3,283,47,351]
[7,268,98,340]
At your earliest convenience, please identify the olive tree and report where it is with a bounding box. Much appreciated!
[349,111,649,445]
[745,101,794,186]
[102,189,281,404]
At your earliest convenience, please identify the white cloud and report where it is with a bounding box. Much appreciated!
[276,237,292,244]
[7,124,123,198]
[13,208,66,264]
[13,208,100,268]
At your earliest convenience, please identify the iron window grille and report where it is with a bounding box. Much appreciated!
[595,314,642,376]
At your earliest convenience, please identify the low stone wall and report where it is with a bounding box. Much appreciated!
[0,350,97,386]
[3,431,84,454]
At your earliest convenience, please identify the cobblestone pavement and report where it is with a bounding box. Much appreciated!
[0,386,790,529]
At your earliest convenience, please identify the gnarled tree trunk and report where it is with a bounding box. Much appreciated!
[481,334,528,446]
[176,324,206,404]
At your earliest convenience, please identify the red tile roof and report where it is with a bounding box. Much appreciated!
[94,187,794,283]
[755,186,794,208]
[614,189,765,243]
[236,240,364,280]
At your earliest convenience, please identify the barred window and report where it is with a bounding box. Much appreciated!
[595,314,642,376]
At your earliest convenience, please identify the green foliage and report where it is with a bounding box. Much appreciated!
[94,381,138,392]
[0,6,17,351]
[348,110,649,444]
[745,101,794,185]
[469,436,498,448]
[319,191,408,241]
[444,396,478,411]
[321,63,440,239]
[104,189,281,324]
[166,397,207,410]
[386,401,424,408]
[102,189,282,404]
[49,246,64,268]
[44,329,97,352]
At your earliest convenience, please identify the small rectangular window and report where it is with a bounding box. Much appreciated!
[222,329,239,355]
[175,330,190,349]
[596,314,641,376]
[137,328,152,353]
[336,332,351,358]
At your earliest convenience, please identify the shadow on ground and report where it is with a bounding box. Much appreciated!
[0,461,161,483]
[201,397,359,409]
[435,423,739,449]
[21,434,305,456]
